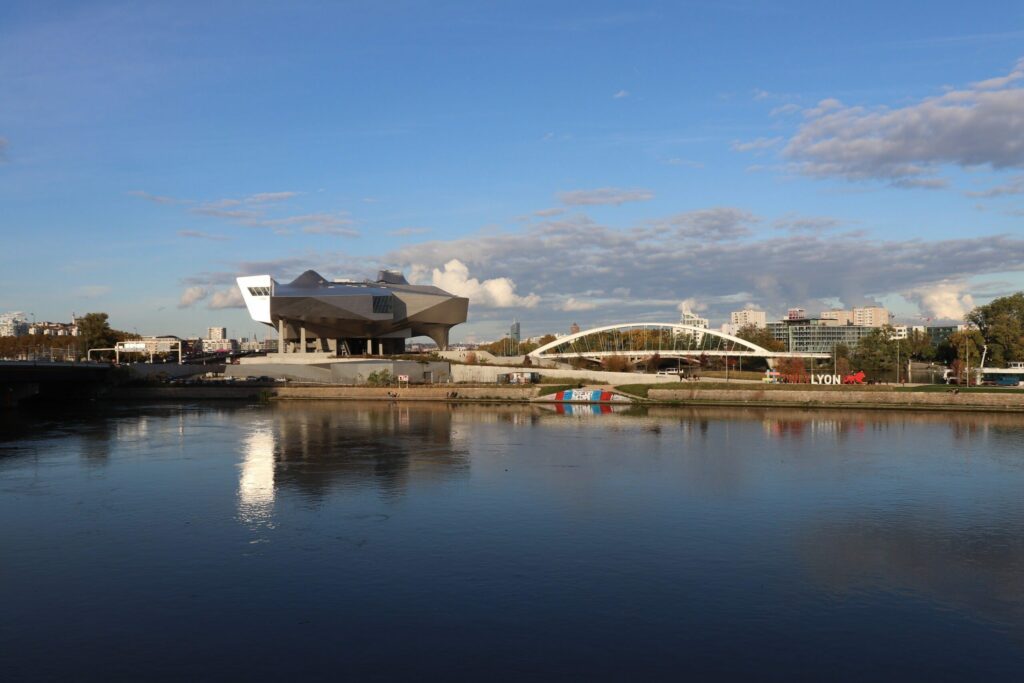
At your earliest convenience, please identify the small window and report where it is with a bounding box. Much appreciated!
[248,287,271,297]
[372,296,393,314]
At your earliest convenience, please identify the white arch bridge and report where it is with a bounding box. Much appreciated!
[527,323,830,364]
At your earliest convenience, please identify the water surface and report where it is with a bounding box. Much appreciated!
[3,402,1024,680]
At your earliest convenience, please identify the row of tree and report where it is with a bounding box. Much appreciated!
[0,313,137,360]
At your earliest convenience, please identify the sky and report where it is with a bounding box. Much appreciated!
[2,1,1024,342]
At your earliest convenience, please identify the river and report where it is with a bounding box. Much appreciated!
[2,402,1024,680]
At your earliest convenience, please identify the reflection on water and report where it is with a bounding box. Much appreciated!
[268,403,466,499]
[238,422,276,527]
[3,402,1024,680]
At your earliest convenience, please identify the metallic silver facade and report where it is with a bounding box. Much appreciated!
[238,270,468,353]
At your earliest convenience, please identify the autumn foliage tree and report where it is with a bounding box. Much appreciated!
[601,354,630,372]
[775,357,808,382]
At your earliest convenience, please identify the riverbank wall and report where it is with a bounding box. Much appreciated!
[101,384,1024,412]
[273,386,537,401]
[648,387,1024,411]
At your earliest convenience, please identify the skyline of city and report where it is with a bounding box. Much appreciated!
[2,2,1023,341]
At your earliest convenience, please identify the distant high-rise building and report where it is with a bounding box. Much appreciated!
[207,326,228,340]
[729,309,766,329]
[853,306,890,327]
[820,309,853,325]
[510,320,521,345]
[570,322,580,334]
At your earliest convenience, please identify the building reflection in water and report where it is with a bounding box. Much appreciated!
[238,421,277,528]
[263,403,467,502]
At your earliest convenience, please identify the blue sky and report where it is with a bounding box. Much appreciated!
[2,1,1023,341]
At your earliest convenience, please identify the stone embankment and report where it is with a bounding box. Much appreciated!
[274,386,537,401]
[648,387,1024,411]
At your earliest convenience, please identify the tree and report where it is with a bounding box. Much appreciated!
[570,355,590,369]
[966,292,1024,367]
[517,341,539,355]
[734,324,785,352]
[536,334,557,347]
[948,329,985,383]
[776,357,808,382]
[904,329,935,361]
[77,313,117,357]
[852,327,898,375]
[366,369,394,386]
[601,354,629,372]
[464,351,478,365]
[645,353,661,373]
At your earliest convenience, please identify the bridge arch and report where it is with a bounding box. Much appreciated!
[528,322,773,362]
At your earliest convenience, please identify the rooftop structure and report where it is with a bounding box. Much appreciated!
[238,269,468,355]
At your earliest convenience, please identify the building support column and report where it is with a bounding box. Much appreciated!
[300,325,307,354]
[278,319,285,354]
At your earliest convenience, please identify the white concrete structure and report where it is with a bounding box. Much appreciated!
[889,324,927,340]
[207,327,227,341]
[679,311,709,329]
[0,312,29,337]
[730,309,766,329]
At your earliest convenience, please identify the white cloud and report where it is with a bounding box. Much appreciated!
[650,207,756,239]
[383,210,1024,327]
[426,259,539,308]
[770,103,801,116]
[904,281,976,321]
[129,190,178,204]
[772,214,843,233]
[783,59,1024,186]
[387,227,431,237]
[558,187,654,206]
[613,89,629,99]
[678,298,706,315]
[246,191,298,203]
[965,174,1024,198]
[178,286,208,308]
[266,213,358,237]
[533,207,565,217]
[731,137,782,152]
[558,297,598,312]
[208,286,245,309]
